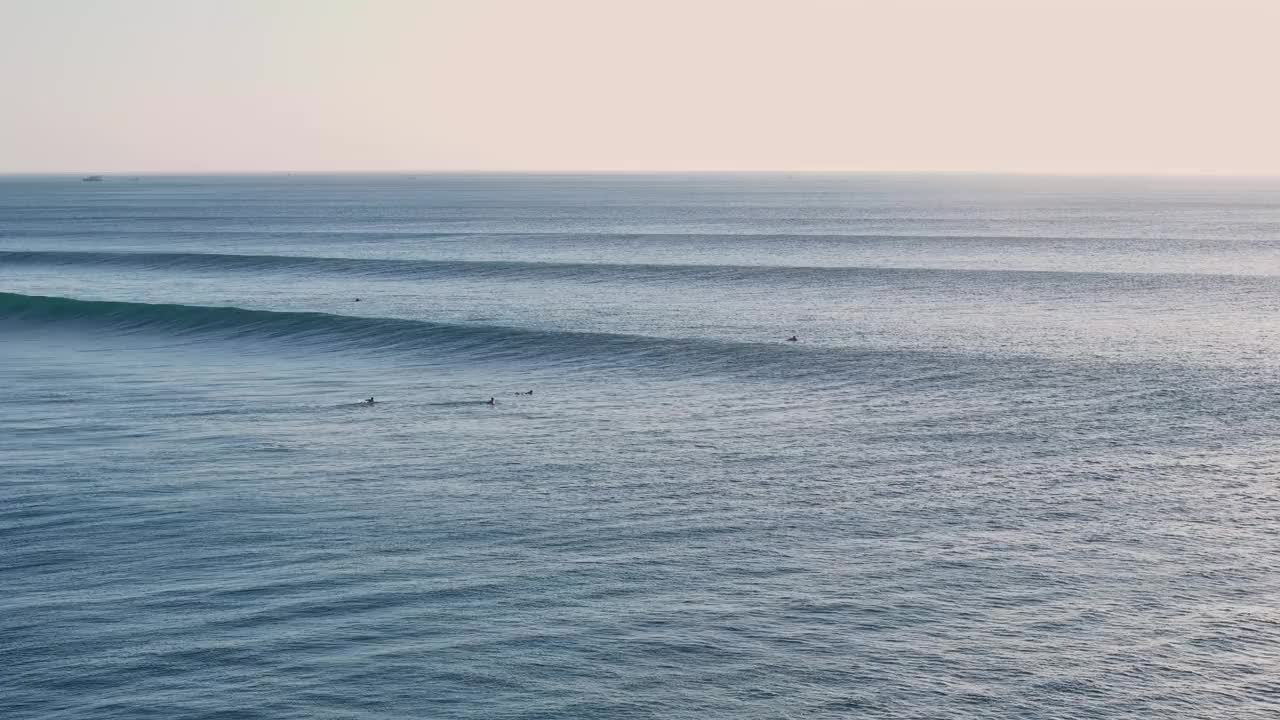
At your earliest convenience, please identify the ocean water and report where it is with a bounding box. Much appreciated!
[3,173,1279,719]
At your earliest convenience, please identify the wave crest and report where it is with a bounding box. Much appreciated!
[0,292,898,380]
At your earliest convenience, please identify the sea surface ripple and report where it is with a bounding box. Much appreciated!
[3,174,1280,719]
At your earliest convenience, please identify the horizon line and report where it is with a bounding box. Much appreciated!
[8,168,1280,179]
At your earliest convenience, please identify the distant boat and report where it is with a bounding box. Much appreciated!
[81,175,103,182]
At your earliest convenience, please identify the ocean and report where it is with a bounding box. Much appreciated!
[2,173,1279,719]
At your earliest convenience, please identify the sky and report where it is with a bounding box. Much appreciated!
[2,0,1278,174]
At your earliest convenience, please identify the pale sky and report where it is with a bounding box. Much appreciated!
[2,0,1278,174]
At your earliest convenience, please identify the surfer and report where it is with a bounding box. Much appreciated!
[364,397,375,405]
[786,335,798,342]
[485,397,496,405]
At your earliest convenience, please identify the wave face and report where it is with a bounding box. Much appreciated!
[6,246,1280,371]
[6,174,1280,720]
[0,291,953,382]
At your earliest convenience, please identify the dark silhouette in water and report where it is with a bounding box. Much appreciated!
[364,397,375,405]
[513,390,533,396]
[786,335,798,342]
[354,298,361,302]
[485,397,496,405]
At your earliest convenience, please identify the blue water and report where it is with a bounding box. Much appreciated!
[3,174,1279,719]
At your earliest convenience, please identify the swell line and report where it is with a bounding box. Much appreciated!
[1,250,1270,286]
[0,291,974,382]
[2,292,1262,399]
